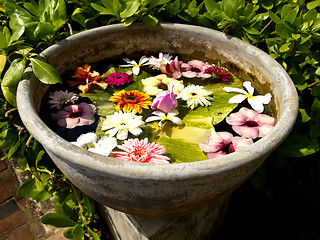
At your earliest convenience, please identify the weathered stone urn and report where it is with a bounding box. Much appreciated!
[17,23,298,239]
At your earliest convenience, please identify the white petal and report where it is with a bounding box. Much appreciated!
[259,93,272,104]
[248,98,264,113]
[105,128,119,137]
[129,127,143,136]
[146,116,162,122]
[243,81,255,95]
[223,87,247,95]
[117,129,128,140]
[140,56,149,64]
[132,66,140,75]
[171,116,182,125]
[123,58,136,65]
[228,94,247,104]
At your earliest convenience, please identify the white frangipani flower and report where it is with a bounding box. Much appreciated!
[119,56,149,75]
[223,81,272,113]
[177,84,214,109]
[71,132,97,149]
[148,52,173,70]
[101,110,145,140]
[88,136,118,157]
[145,110,182,127]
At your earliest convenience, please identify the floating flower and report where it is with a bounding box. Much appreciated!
[177,84,214,109]
[111,138,170,164]
[101,110,145,140]
[223,81,272,113]
[51,102,96,129]
[48,90,78,109]
[88,136,118,157]
[119,56,149,75]
[142,74,184,96]
[151,85,178,113]
[226,107,275,139]
[181,60,212,78]
[148,52,173,70]
[71,132,97,149]
[105,72,132,86]
[146,110,182,127]
[160,56,183,79]
[199,131,253,159]
[205,66,232,82]
[109,90,152,114]
[68,64,107,93]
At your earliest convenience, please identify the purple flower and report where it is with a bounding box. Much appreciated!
[226,107,275,139]
[51,102,96,129]
[105,72,132,86]
[160,56,183,79]
[181,60,212,78]
[199,131,253,159]
[205,66,232,82]
[151,85,178,113]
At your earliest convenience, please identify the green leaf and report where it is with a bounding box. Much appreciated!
[276,22,294,39]
[284,6,299,24]
[2,59,27,87]
[307,0,320,10]
[0,31,7,50]
[268,10,280,24]
[299,108,311,123]
[41,213,76,227]
[0,128,18,151]
[279,42,294,53]
[72,224,84,240]
[0,55,6,76]
[250,164,267,189]
[87,227,101,240]
[91,3,116,16]
[63,228,74,239]
[120,1,141,19]
[1,84,17,106]
[17,178,51,202]
[141,14,159,26]
[50,0,67,31]
[7,140,21,159]
[30,58,62,84]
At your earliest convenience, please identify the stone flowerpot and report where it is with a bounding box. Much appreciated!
[17,23,298,239]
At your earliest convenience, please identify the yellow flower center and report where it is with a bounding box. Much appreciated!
[245,94,254,99]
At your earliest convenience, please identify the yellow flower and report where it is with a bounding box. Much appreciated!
[141,74,184,96]
[109,90,152,114]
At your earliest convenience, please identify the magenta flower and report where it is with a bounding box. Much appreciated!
[181,60,212,78]
[105,72,132,86]
[226,107,275,139]
[111,138,170,164]
[199,131,253,159]
[159,56,183,79]
[51,102,96,129]
[205,66,232,82]
[151,85,178,113]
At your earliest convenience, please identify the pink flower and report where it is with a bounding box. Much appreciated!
[111,138,170,164]
[159,56,183,79]
[151,85,178,113]
[181,60,212,78]
[226,107,275,139]
[205,66,232,82]
[105,72,132,86]
[199,131,253,159]
[51,102,96,129]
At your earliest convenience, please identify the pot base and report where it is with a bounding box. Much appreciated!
[99,196,230,240]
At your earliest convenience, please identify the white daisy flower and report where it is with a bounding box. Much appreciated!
[148,52,173,70]
[119,56,149,75]
[223,81,272,113]
[145,110,182,127]
[88,136,118,157]
[177,84,214,109]
[101,110,145,140]
[71,132,97,149]
[48,90,78,109]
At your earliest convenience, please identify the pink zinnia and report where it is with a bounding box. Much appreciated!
[205,66,232,82]
[111,138,170,164]
[199,131,253,159]
[226,107,275,139]
[51,102,96,129]
[181,60,212,78]
[105,72,132,86]
[159,56,183,79]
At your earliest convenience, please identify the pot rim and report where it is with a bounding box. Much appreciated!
[17,23,299,180]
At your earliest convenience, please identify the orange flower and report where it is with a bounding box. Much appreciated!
[68,64,107,93]
[109,90,152,113]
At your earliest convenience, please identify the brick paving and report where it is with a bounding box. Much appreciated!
[0,159,63,240]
